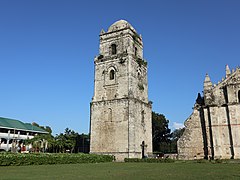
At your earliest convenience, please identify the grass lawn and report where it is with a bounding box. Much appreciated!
[1,162,240,180]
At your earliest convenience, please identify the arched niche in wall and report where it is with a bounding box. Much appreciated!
[108,108,112,122]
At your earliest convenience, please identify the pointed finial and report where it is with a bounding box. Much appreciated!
[226,65,231,78]
[100,29,105,35]
[204,73,211,82]
[204,73,212,90]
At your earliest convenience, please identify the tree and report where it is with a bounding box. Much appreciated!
[171,128,185,142]
[75,133,90,153]
[32,122,39,127]
[31,122,53,134]
[24,123,54,152]
[45,126,52,134]
[152,111,171,152]
[54,128,78,153]
[25,124,90,153]
[25,133,54,152]
[54,133,65,153]
[170,128,185,153]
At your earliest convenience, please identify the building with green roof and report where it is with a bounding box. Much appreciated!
[0,117,48,152]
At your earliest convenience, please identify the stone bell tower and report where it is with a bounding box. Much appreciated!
[90,20,152,161]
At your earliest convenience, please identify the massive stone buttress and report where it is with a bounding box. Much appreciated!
[178,65,240,160]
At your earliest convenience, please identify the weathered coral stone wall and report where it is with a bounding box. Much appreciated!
[177,109,205,160]
[207,105,240,159]
[90,20,152,161]
[178,66,240,160]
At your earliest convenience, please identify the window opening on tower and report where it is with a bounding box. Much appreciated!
[111,44,117,55]
[110,70,115,80]
[135,47,138,57]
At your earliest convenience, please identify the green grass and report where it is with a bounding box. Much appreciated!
[1,162,240,180]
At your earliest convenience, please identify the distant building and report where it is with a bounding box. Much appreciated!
[178,66,240,160]
[0,117,48,152]
[90,20,152,161]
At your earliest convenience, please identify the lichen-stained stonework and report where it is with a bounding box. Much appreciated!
[90,20,152,161]
[178,65,240,160]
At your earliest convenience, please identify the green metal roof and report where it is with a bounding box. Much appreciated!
[0,117,48,133]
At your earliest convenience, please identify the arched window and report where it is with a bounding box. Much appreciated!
[135,47,138,56]
[110,69,115,80]
[111,44,117,55]
[238,90,240,103]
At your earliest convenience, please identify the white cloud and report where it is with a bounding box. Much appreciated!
[172,122,184,129]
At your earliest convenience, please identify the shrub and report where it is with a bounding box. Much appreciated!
[196,159,208,163]
[124,158,175,163]
[0,153,114,166]
[213,159,223,163]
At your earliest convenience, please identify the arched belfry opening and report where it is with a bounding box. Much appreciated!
[111,44,117,55]
[135,47,138,56]
[109,69,115,80]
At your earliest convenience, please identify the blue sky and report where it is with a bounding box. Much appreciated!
[0,0,239,135]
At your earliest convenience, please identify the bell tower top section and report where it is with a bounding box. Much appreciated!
[93,20,149,103]
[97,20,143,60]
[107,20,137,33]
